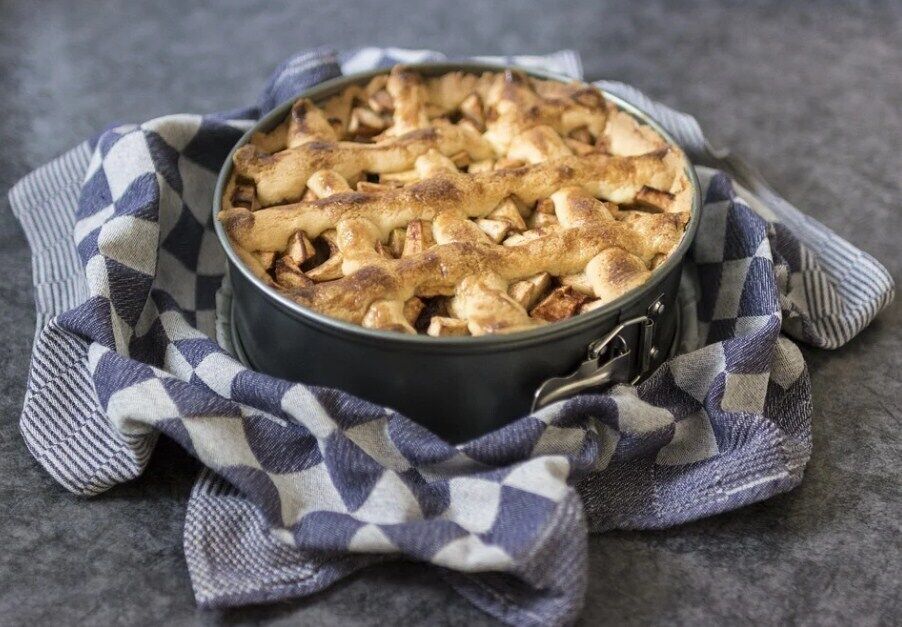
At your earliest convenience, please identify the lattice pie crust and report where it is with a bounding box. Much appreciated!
[219,66,692,336]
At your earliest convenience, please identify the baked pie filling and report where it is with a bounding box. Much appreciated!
[219,66,692,336]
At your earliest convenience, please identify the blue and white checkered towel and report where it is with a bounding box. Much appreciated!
[9,48,893,626]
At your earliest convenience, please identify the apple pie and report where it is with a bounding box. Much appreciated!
[219,66,693,336]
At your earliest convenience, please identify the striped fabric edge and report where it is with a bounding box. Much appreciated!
[477,50,584,80]
[185,468,375,609]
[9,142,93,376]
[755,187,894,349]
[9,142,91,228]
[555,50,583,80]
[9,143,155,496]
[9,143,92,320]
[20,318,154,496]
[339,47,584,81]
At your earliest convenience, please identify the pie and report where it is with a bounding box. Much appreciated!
[219,66,693,336]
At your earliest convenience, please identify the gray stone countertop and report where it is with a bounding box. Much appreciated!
[1,1,899,624]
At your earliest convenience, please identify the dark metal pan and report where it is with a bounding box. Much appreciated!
[213,62,701,443]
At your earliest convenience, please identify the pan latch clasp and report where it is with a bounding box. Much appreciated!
[531,298,664,412]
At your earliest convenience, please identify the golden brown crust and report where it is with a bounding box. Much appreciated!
[221,151,678,252]
[220,65,692,335]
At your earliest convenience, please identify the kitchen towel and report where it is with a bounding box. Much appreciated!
[8,48,893,626]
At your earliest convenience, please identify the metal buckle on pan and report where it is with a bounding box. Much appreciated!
[531,299,664,412]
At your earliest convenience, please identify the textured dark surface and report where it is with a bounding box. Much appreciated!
[1,1,900,625]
